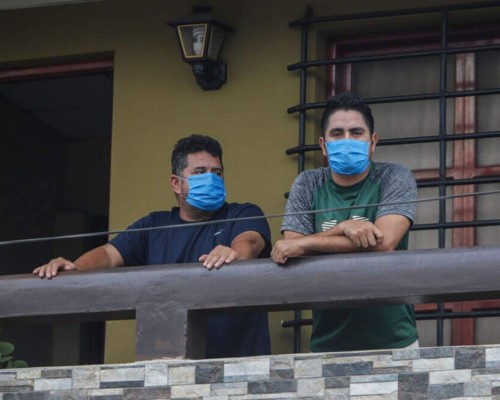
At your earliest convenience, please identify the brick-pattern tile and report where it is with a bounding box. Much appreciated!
[195,362,224,384]
[323,361,373,377]
[40,369,72,379]
[123,386,170,400]
[420,347,455,359]
[3,393,49,400]
[456,347,486,369]
[2,344,500,399]
[325,376,350,389]
[270,368,294,379]
[247,379,297,394]
[428,382,464,399]
[399,372,429,400]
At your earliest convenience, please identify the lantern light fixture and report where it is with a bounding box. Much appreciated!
[167,6,235,90]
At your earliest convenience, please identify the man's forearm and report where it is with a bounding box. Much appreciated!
[273,226,359,264]
[286,216,407,255]
[231,231,265,260]
[74,244,123,271]
[293,231,363,255]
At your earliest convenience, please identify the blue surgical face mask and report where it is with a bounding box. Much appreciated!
[326,139,371,175]
[179,172,226,211]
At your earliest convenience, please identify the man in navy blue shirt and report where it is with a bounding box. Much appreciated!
[34,134,271,358]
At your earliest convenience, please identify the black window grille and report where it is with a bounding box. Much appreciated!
[284,1,500,352]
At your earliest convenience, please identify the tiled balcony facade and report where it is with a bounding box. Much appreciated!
[2,345,500,399]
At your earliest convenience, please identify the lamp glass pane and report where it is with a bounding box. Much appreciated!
[207,25,226,60]
[178,24,207,59]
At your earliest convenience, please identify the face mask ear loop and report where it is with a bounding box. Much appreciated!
[176,175,188,200]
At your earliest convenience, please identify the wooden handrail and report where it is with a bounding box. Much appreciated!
[1,246,499,360]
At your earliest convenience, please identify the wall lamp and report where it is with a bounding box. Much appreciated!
[167,6,234,90]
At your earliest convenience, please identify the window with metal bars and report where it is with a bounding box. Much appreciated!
[285,1,500,353]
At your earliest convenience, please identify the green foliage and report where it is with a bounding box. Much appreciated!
[0,327,28,369]
[5,359,28,369]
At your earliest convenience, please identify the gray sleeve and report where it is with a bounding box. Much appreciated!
[281,170,320,236]
[375,163,417,224]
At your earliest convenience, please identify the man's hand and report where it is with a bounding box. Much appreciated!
[33,257,77,279]
[271,238,305,265]
[199,245,239,270]
[338,220,384,248]
[200,231,266,270]
[32,244,124,279]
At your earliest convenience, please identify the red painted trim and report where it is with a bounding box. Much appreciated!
[326,44,336,98]
[0,59,114,82]
[473,166,500,176]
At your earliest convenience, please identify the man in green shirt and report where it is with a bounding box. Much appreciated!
[271,92,418,351]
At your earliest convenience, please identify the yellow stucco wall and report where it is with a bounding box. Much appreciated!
[0,0,491,363]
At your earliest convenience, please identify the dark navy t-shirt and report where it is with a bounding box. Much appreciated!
[109,202,271,358]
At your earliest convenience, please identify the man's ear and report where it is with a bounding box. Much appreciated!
[319,136,327,157]
[370,132,379,154]
[170,174,181,195]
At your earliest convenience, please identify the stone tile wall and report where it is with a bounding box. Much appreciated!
[1,345,500,399]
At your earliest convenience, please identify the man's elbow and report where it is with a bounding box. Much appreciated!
[376,244,397,252]
[236,240,265,261]
[373,239,400,252]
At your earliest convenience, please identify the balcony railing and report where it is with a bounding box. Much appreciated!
[1,246,500,360]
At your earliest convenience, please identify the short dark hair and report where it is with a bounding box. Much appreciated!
[171,134,223,176]
[320,92,374,136]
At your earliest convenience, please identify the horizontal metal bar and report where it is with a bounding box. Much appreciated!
[367,89,500,104]
[289,1,500,27]
[416,309,500,320]
[287,88,500,114]
[281,308,500,328]
[418,176,500,188]
[379,131,500,146]
[285,131,500,155]
[287,101,334,114]
[286,144,320,156]
[288,43,500,71]
[411,219,500,231]
[282,319,312,328]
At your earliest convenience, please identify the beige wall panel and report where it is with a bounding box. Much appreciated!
[417,320,452,347]
[476,317,500,344]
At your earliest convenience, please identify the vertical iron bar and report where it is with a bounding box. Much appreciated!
[436,9,449,347]
[293,21,309,353]
[298,24,308,173]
